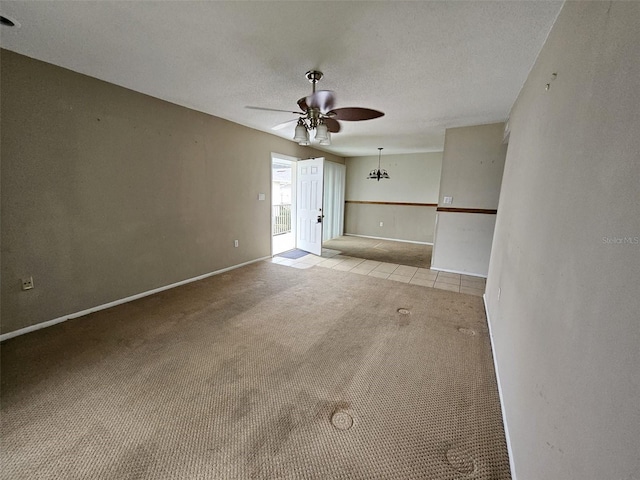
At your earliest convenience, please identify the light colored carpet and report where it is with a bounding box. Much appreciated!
[0,261,510,479]
[323,236,432,268]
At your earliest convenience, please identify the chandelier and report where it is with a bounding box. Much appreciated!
[367,147,390,181]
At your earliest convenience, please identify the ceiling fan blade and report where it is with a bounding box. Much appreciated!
[245,106,304,115]
[272,118,299,131]
[330,107,384,121]
[297,97,308,112]
[305,90,336,114]
[324,118,341,133]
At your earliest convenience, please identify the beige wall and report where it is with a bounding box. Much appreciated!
[344,152,442,243]
[431,123,506,276]
[486,2,640,479]
[0,50,343,335]
[344,203,437,244]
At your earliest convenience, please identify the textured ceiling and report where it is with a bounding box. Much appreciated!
[0,1,563,157]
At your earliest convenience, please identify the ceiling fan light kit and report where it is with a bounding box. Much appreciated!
[247,70,385,147]
[294,119,310,144]
[319,132,331,146]
[315,122,329,142]
[367,147,390,181]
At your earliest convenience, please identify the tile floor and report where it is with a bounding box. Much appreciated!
[268,249,486,296]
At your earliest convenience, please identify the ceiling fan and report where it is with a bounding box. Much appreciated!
[246,70,384,146]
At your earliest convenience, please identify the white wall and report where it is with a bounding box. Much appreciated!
[437,124,506,209]
[431,123,507,276]
[486,2,640,479]
[432,213,497,275]
[344,152,442,243]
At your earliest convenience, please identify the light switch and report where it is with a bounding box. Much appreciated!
[443,196,453,205]
[257,193,265,201]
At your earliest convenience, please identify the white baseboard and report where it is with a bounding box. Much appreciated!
[483,294,517,480]
[0,256,271,342]
[344,233,433,246]
[430,266,487,278]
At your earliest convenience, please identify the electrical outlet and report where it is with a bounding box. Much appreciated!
[234,240,239,248]
[379,222,384,227]
[443,196,453,205]
[22,276,34,290]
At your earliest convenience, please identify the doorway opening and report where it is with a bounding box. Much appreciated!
[271,155,297,256]
[271,154,346,257]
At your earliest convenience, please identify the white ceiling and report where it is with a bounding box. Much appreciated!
[0,1,562,157]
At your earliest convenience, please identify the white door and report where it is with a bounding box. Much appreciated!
[296,158,324,255]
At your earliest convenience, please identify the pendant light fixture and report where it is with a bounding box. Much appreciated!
[367,147,390,181]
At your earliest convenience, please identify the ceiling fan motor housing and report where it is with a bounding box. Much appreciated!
[305,70,323,84]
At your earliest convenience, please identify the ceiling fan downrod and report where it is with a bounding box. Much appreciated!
[305,70,323,94]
